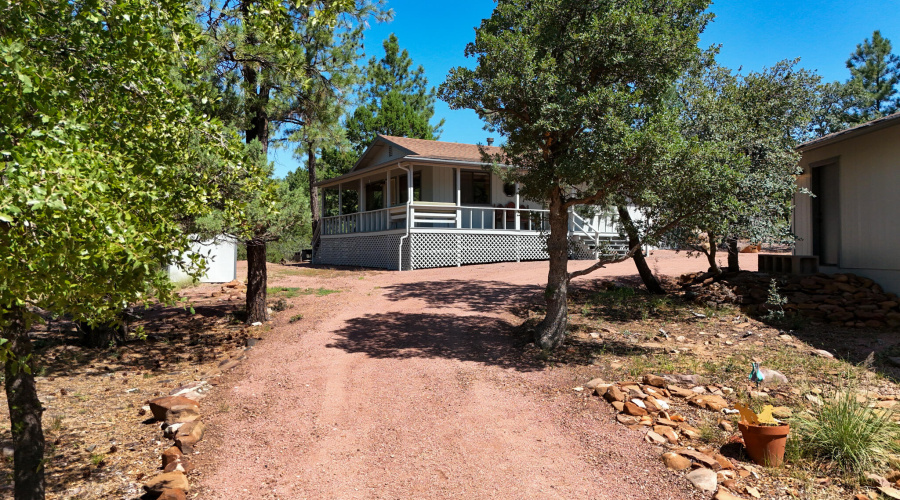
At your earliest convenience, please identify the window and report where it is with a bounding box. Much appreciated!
[365,181,384,211]
[393,172,422,204]
[461,171,490,205]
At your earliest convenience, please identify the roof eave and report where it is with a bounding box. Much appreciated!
[313,156,513,188]
[798,112,900,153]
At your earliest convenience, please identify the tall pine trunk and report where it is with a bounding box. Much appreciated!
[535,190,569,349]
[239,9,270,325]
[617,205,665,295]
[3,306,45,500]
[307,143,320,246]
[245,240,268,324]
[726,236,740,272]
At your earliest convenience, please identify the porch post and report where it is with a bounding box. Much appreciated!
[455,168,462,229]
[385,170,391,208]
[514,181,521,231]
[338,183,343,216]
[407,168,413,203]
[407,168,414,230]
[359,178,365,213]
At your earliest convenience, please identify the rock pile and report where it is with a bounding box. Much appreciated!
[681,271,900,328]
[210,280,247,302]
[588,374,764,497]
[142,384,208,498]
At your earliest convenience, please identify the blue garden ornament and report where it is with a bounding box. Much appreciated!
[749,362,765,389]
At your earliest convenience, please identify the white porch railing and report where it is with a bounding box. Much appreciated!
[321,204,623,236]
[411,205,551,231]
[569,210,619,239]
[321,206,408,235]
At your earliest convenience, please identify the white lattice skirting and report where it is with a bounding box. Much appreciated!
[315,231,625,271]
[315,232,409,270]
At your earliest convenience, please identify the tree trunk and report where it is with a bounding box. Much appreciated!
[3,306,46,500]
[726,236,740,272]
[245,240,268,324]
[617,205,665,295]
[535,190,569,350]
[240,0,269,156]
[706,231,721,275]
[307,143,320,243]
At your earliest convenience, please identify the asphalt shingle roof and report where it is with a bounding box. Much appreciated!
[379,135,505,162]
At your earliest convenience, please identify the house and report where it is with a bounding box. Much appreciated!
[312,135,627,270]
[793,112,900,294]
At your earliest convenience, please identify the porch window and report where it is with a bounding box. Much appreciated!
[365,181,385,211]
[393,172,422,205]
[461,171,490,205]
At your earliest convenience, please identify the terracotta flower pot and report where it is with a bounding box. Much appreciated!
[738,421,790,467]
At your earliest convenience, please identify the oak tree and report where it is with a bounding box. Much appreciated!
[0,0,248,496]
[440,0,711,349]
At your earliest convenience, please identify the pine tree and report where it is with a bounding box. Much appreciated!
[198,0,385,323]
[846,30,900,121]
[345,34,444,155]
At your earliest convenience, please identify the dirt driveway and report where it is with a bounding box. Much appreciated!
[195,251,760,499]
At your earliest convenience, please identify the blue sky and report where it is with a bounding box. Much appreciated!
[269,0,900,177]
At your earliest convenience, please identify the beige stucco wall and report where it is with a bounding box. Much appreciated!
[795,125,900,293]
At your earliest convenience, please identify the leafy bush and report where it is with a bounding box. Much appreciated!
[794,389,900,475]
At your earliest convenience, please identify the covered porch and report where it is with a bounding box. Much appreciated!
[317,162,553,235]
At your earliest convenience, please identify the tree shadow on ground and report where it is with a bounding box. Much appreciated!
[326,310,663,373]
[326,312,547,371]
[381,279,545,314]
[32,300,248,379]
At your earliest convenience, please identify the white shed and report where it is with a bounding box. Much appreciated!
[168,235,238,283]
[793,113,900,294]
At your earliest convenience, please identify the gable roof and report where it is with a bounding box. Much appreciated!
[316,135,508,188]
[799,112,900,152]
[378,135,505,163]
[347,135,506,173]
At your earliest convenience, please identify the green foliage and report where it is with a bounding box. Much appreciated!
[794,390,900,475]
[1,0,248,331]
[805,79,868,138]
[319,33,445,176]
[344,33,444,154]
[763,279,787,322]
[666,59,819,263]
[846,30,900,121]
[439,0,711,348]
[440,0,711,206]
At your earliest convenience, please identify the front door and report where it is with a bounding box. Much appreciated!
[812,163,840,266]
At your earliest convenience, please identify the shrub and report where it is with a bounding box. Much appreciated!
[794,389,900,475]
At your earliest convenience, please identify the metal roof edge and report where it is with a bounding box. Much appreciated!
[798,112,900,153]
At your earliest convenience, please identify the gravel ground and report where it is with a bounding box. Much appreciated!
[194,251,761,499]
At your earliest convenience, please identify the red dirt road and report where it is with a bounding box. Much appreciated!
[195,251,760,499]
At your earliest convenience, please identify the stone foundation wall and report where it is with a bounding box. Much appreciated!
[683,271,900,328]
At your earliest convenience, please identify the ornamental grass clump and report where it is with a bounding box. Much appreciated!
[795,389,900,475]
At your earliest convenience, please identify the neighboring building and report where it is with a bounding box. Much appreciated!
[312,135,627,270]
[794,112,900,294]
[168,235,238,283]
